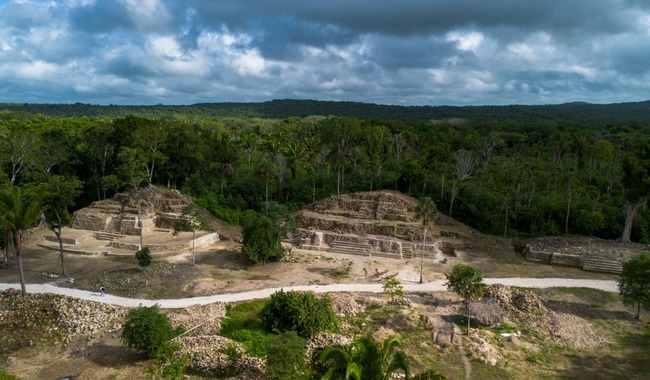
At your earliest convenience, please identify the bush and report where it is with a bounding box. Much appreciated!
[383,277,405,303]
[121,305,183,359]
[135,246,152,267]
[260,290,338,338]
[241,215,284,264]
[266,331,307,380]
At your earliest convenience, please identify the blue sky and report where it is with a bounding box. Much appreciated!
[1,0,650,106]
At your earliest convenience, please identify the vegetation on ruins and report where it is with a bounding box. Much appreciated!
[318,334,410,380]
[445,264,486,334]
[260,290,338,338]
[618,252,650,319]
[121,304,184,359]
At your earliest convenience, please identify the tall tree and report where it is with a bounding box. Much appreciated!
[415,197,436,283]
[445,264,486,334]
[449,149,476,216]
[0,186,43,296]
[41,176,82,276]
[318,334,410,380]
[132,118,169,185]
[619,138,650,243]
[618,252,650,319]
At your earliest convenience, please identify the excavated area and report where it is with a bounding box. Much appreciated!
[292,190,466,261]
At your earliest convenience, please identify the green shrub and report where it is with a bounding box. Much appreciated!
[266,331,307,380]
[121,305,183,359]
[135,246,152,267]
[260,290,338,338]
[241,215,284,264]
[383,277,405,303]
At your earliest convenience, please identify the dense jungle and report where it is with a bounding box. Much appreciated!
[1,99,650,243]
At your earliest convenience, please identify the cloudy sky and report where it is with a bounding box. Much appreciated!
[1,0,650,106]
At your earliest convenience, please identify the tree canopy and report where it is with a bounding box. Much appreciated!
[445,264,486,334]
[618,252,650,319]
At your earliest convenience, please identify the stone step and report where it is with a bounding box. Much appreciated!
[94,232,121,241]
[328,240,371,256]
[582,258,623,274]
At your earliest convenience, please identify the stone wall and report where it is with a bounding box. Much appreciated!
[295,229,444,258]
[308,191,416,222]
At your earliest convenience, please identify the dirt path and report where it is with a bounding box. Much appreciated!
[0,278,618,309]
[457,335,472,380]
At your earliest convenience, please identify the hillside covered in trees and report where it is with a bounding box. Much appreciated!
[3,99,650,122]
[1,100,649,243]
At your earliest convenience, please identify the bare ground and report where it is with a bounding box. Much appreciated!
[0,225,643,379]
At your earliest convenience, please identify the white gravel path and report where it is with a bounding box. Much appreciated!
[0,278,618,309]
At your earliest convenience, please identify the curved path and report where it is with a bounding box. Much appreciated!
[0,278,617,309]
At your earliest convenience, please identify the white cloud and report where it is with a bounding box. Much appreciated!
[14,60,59,80]
[447,31,484,52]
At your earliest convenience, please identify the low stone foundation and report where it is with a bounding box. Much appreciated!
[294,229,453,260]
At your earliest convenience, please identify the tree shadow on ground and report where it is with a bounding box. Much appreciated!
[76,342,144,369]
[544,299,636,321]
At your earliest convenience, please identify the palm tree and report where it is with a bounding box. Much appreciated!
[319,334,409,380]
[0,186,43,296]
[415,197,436,284]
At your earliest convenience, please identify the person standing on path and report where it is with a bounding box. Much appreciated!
[99,286,105,297]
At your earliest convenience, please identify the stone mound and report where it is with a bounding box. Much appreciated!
[0,289,126,346]
[293,190,464,260]
[72,186,192,235]
[168,303,226,337]
[175,335,265,378]
[329,293,364,317]
[483,284,604,349]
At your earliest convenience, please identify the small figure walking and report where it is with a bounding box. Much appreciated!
[99,286,106,297]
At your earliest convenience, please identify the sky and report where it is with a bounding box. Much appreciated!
[1,0,650,106]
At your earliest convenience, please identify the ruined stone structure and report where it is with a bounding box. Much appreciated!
[72,186,192,235]
[41,186,219,256]
[293,190,457,260]
[519,235,649,274]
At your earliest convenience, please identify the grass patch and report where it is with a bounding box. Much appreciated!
[0,366,19,380]
[551,287,617,304]
[525,347,554,365]
[219,300,273,357]
[489,322,519,335]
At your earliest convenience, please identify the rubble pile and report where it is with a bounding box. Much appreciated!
[168,303,225,336]
[306,332,352,363]
[329,293,364,317]
[466,330,502,366]
[0,289,126,345]
[484,284,546,319]
[175,335,265,378]
[483,285,604,348]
